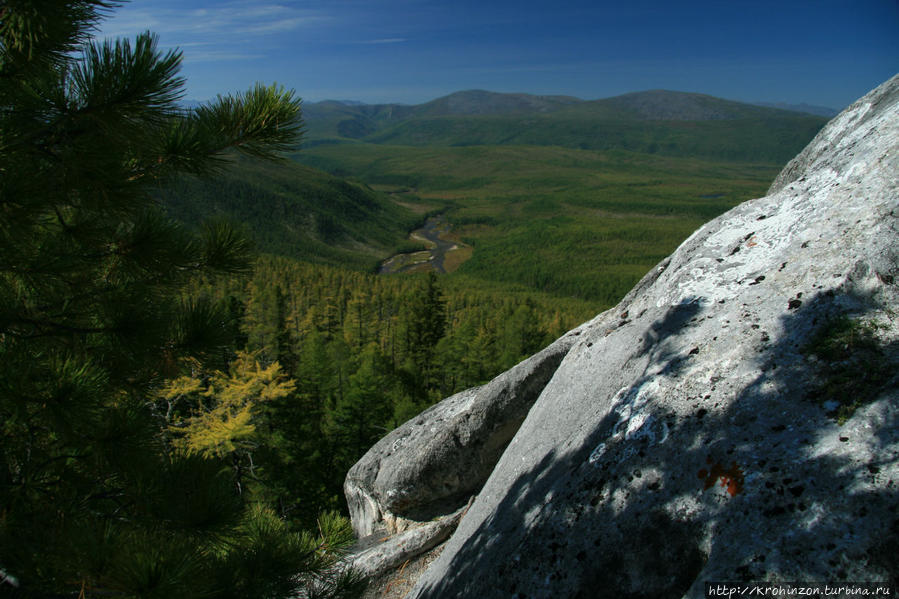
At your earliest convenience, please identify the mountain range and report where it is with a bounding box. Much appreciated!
[305,89,835,123]
[301,89,829,164]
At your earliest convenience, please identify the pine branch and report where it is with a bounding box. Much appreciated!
[0,1,120,71]
[199,83,304,159]
[6,316,114,336]
[1,5,326,597]
[70,31,184,117]
[126,84,303,181]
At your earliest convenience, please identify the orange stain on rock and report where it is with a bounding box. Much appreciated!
[698,458,744,497]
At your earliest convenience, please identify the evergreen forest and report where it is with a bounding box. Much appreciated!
[184,257,592,527]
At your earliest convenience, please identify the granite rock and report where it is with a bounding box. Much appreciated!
[407,74,899,598]
[344,327,585,537]
[346,498,473,580]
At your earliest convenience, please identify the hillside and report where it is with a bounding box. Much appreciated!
[362,114,823,163]
[302,90,580,139]
[156,154,418,270]
[575,89,811,120]
[302,89,828,163]
[411,90,582,116]
[753,100,839,117]
[302,100,414,142]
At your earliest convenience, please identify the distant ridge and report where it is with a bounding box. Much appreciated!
[752,100,840,117]
[412,89,583,116]
[305,88,833,123]
[581,89,807,120]
[301,88,829,163]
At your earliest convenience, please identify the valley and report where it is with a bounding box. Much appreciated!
[292,89,827,305]
[293,143,785,305]
[159,89,826,309]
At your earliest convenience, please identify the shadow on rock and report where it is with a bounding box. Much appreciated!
[410,287,898,598]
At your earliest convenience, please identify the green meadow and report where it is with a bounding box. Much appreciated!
[293,143,782,306]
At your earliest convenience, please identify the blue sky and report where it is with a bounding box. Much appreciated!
[96,0,898,108]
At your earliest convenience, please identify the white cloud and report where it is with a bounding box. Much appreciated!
[96,1,329,44]
[358,38,408,44]
[184,50,266,63]
[95,10,165,39]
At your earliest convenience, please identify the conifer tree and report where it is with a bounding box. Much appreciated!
[403,272,447,394]
[275,285,298,374]
[163,351,296,461]
[326,344,393,474]
[0,2,361,596]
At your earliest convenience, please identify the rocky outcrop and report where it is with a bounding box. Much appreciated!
[399,74,899,597]
[344,328,585,537]
[348,498,473,580]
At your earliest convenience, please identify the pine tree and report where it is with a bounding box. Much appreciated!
[275,285,298,374]
[403,272,447,394]
[0,3,362,596]
[326,344,394,474]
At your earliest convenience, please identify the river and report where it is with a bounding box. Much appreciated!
[379,215,458,274]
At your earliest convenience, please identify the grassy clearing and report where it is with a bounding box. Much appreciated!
[443,245,474,273]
